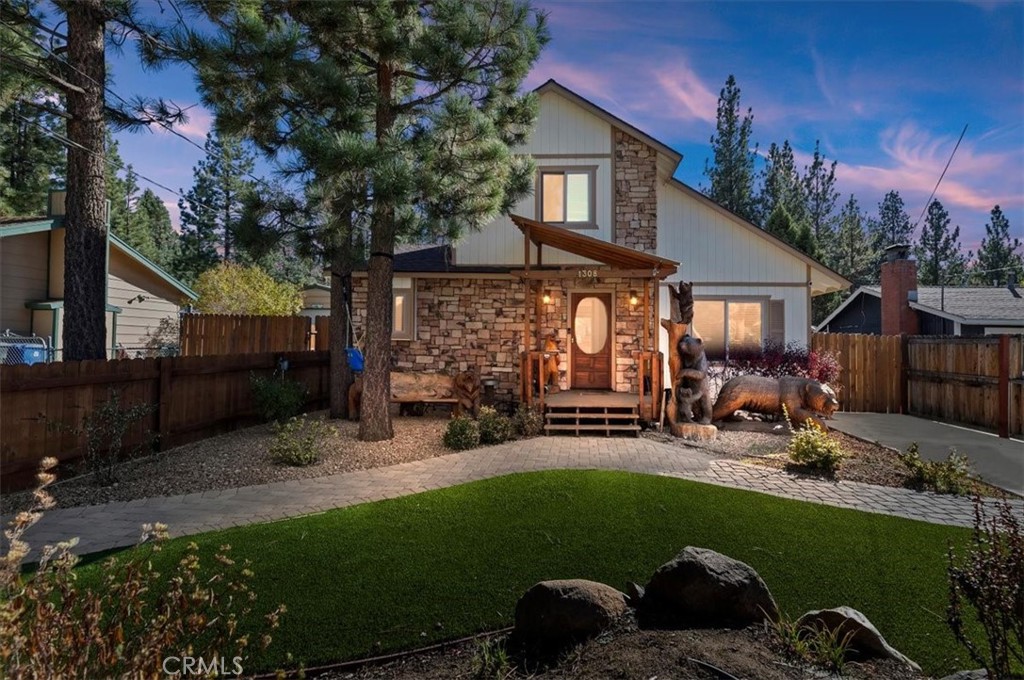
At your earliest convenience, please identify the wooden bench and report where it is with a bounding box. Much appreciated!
[348,370,480,419]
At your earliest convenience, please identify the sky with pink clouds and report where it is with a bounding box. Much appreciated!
[108,1,1023,252]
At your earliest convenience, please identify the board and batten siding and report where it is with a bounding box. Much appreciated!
[107,251,183,351]
[456,91,612,266]
[0,232,49,334]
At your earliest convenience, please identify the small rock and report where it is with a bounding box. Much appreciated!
[514,579,628,642]
[669,423,718,441]
[796,606,921,671]
[642,546,779,627]
[937,671,988,680]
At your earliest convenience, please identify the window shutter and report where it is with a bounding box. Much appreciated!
[768,299,785,345]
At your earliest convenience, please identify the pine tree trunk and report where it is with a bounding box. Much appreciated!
[359,62,396,441]
[63,0,108,361]
[329,225,354,420]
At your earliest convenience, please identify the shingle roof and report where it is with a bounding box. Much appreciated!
[864,285,1024,323]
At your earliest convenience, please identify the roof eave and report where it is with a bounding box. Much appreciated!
[110,234,198,301]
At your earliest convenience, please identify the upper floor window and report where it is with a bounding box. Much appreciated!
[539,168,596,228]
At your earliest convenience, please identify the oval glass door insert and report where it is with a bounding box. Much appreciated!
[574,296,609,354]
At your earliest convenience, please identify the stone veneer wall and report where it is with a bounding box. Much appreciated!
[614,130,658,254]
[353,275,652,402]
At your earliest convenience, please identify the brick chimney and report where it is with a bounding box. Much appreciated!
[880,244,919,335]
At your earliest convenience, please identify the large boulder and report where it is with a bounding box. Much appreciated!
[513,579,628,642]
[641,546,779,627]
[796,606,921,671]
[937,671,988,680]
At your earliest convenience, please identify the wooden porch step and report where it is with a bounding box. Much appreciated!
[545,412,638,420]
[544,426,638,436]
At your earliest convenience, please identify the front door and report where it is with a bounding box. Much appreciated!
[571,292,612,390]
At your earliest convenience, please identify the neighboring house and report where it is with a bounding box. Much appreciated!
[336,80,849,407]
[0,191,197,361]
[817,244,1024,336]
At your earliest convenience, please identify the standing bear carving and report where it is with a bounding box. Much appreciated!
[674,335,712,425]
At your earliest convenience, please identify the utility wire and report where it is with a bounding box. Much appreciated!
[15,112,224,217]
[912,123,968,232]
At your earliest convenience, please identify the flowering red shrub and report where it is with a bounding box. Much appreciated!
[714,341,841,384]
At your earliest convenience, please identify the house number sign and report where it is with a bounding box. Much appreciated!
[577,268,601,283]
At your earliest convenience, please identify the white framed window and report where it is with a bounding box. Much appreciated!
[538,167,597,228]
[392,277,415,340]
[692,299,766,360]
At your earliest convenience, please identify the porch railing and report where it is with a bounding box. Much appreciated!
[637,350,664,423]
[519,350,552,412]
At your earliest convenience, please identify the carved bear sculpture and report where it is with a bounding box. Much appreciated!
[712,375,840,430]
[674,335,712,424]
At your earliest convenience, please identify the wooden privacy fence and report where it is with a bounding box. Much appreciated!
[180,314,315,356]
[0,351,329,491]
[812,333,1023,437]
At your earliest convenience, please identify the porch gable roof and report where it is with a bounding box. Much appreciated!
[511,215,678,279]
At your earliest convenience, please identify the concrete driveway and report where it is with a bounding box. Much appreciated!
[831,412,1024,497]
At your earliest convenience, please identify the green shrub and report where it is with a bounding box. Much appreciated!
[900,443,972,495]
[251,372,308,423]
[478,406,515,445]
[513,404,544,438]
[784,406,845,473]
[270,415,334,466]
[443,416,480,451]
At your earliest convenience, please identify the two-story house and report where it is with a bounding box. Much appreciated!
[348,80,850,421]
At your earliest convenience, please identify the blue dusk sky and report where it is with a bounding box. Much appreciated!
[108,1,1024,252]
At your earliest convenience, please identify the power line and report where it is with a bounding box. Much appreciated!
[913,123,968,232]
[15,112,223,216]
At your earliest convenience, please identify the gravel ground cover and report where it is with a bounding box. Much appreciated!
[1,412,450,515]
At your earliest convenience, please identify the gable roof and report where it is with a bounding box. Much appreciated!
[816,285,1024,329]
[532,80,851,294]
[0,216,197,301]
[535,80,684,167]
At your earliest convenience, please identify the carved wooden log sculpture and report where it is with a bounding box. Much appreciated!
[712,375,840,431]
[661,282,715,438]
[542,332,560,392]
[348,369,481,420]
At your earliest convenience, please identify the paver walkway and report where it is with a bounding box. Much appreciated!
[12,436,1023,558]
[831,412,1024,496]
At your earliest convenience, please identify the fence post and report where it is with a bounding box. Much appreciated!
[158,357,172,451]
[899,335,910,415]
[998,334,1010,438]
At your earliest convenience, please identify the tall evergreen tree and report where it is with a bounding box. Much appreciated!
[756,140,804,228]
[133,189,179,268]
[176,131,257,282]
[869,190,914,253]
[161,0,547,441]
[764,204,798,245]
[970,205,1024,285]
[832,195,875,283]
[915,199,967,285]
[0,100,66,215]
[802,140,838,259]
[703,75,757,222]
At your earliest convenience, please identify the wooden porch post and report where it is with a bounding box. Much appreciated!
[643,278,650,352]
[523,226,531,405]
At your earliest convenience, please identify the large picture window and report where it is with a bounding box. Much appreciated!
[692,299,764,360]
[538,168,596,227]
[392,277,415,340]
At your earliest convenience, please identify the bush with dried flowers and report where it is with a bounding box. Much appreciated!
[0,458,285,679]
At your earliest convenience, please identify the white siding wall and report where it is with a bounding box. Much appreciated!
[0,232,49,334]
[657,182,807,284]
[456,92,612,266]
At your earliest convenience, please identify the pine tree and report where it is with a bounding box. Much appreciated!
[869,190,913,253]
[970,205,1024,285]
[704,75,757,223]
[765,204,798,245]
[0,100,66,216]
[915,199,967,286]
[831,195,875,283]
[175,132,256,283]
[756,140,805,228]
[802,140,838,260]
[163,0,548,441]
[134,189,179,269]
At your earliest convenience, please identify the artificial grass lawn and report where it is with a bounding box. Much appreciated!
[76,470,975,676]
